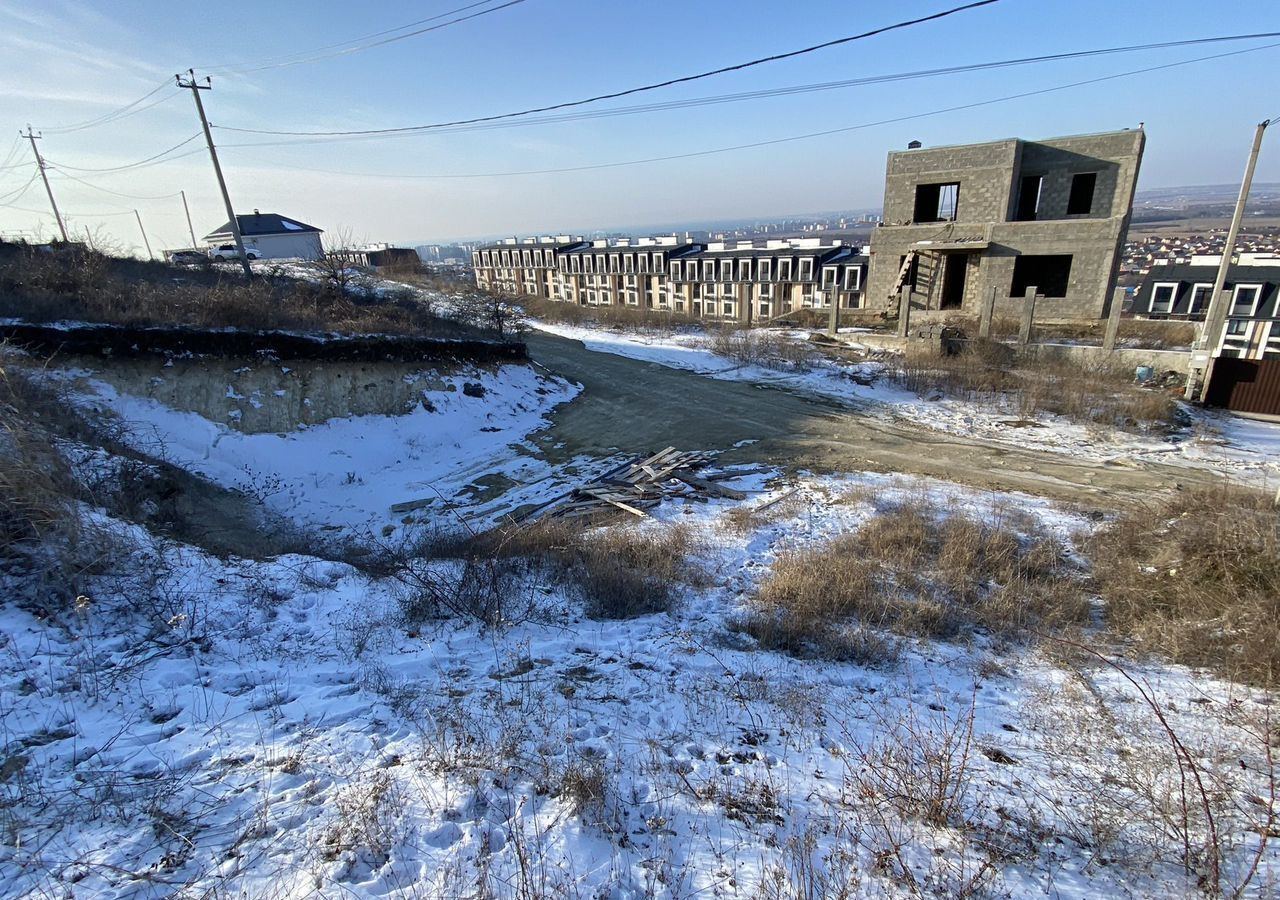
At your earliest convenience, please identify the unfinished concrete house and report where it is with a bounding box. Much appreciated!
[865,128,1144,320]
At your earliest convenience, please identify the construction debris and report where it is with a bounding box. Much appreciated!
[514,447,731,523]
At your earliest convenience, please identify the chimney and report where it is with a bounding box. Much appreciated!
[907,140,922,150]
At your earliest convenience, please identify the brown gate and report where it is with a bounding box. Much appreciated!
[1205,357,1280,415]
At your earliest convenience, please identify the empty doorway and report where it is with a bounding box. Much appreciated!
[941,253,968,310]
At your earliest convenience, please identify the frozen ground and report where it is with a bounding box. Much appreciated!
[531,320,1280,485]
[3,455,1276,898]
[2,316,1276,897]
[63,362,581,537]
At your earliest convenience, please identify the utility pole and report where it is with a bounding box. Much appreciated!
[1189,118,1271,402]
[176,70,251,277]
[133,209,155,260]
[21,126,68,243]
[180,189,197,250]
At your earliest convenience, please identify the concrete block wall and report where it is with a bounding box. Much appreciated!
[881,140,1018,224]
[868,129,1144,321]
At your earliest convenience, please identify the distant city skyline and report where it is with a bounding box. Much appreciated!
[1,0,1277,255]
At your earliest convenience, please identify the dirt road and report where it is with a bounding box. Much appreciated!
[525,331,1216,507]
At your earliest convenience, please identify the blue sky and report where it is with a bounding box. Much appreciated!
[0,0,1276,254]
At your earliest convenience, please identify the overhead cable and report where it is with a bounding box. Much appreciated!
[217,32,1280,147]
[213,0,1002,136]
[40,81,174,134]
[207,0,529,74]
[220,41,1277,180]
[45,133,204,174]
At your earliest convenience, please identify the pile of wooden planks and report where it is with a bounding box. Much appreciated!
[514,447,749,523]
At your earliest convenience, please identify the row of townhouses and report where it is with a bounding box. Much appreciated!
[472,235,866,324]
[474,127,1147,325]
[1134,252,1280,360]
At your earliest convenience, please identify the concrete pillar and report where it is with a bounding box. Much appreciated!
[1018,286,1038,345]
[896,290,911,338]
[977,286,997,340]
[1102,286,1125,352]
[826,290,839,337]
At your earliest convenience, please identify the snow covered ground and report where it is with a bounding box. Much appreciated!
[531,320,1280,484]
[3,459,1276,898]
[62,362,581,537]
[2,304,1276,897]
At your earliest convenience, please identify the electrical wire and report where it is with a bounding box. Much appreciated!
[44,133,204,174]
[207,0,529,74]
[40,81,174,134]
[0,172,40,205]
[49,168,184,201]
[220,41,1278,180]
[213,0,1001,136]
[215,32,1280,148]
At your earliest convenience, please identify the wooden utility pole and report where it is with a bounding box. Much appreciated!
[21,126,68,242]
[180,189,197,250]
[133,209,154,260]
[176,70,251,278]
[1190,118,1271,402]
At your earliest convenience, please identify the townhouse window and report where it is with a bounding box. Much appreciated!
[702,261,715,282]
[669,263,680,279]
[523,251,532,267]
[623,254,634,273]
[1264,321,1280,360]
[778,259,793,280]
[1220,318,1254,357]
[822,267,837,288]
[720,261,733,282]
[1067,172,1098,215]
[638,254,648,273]
[759,302,771,318]
[843,267,861,291]
[759,259,772,281]
[799,259,813,281]
[1188,283,1212,315]
[913,182,959,223]
[1231,284,1262,317]
[759,284,773,299]
[652,253,663,271]
[1149,283,1177,315]
[738,259,751,281]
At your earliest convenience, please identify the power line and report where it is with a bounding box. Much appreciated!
[207,0,529,74]
[215,32,1280,148]
[213,0,1002,137]
[40,81,173,134]
[48,167,184,201]
[0,172,40,205]
[221,41,1278,180]
[44,133,204,174]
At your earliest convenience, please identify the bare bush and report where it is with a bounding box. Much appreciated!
[740,496,1087,658]
[1087,484,1280,686]
[707,327,816,371]
[0,238,482,338]
[520,296,702,333]
[483,520,703,619]
[894,341,1176,429]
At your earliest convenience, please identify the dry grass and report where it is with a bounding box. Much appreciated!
[740,497,1087,659]
[492,520,703,619]
[0,239,481,337]
[520,296,702,333]
[0,364,77,561]
[707,327,816,371]
[940,315,1197,349]
[1088,484,1280,686]
[895,340,1176,429]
